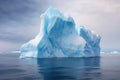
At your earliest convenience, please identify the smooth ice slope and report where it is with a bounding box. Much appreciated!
[20,8,101,58]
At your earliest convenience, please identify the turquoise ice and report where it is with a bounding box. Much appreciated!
[20,8,101,58]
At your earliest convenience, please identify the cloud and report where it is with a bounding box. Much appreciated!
[0,0,120,51]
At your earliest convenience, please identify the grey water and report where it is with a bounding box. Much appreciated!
[0,53,120,80]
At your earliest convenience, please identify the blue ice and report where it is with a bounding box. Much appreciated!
[20,8,101,58]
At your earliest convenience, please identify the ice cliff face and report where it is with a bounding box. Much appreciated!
[20,8,101,58]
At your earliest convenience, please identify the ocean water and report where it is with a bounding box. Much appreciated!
[0,53,120,80]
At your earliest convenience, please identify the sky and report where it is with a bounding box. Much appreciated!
[0,0,120,52]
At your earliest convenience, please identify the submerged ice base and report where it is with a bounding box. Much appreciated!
[20,8,101,58]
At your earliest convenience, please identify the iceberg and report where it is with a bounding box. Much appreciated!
[20,8,101,58]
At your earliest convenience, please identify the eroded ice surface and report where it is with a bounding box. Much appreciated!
[20,8,101,58]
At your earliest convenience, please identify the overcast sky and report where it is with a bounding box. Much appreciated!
[0,0,120,52]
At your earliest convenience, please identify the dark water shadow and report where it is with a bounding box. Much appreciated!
[21,57,101,80]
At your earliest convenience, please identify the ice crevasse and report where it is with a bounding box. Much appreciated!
[20,8,101,58]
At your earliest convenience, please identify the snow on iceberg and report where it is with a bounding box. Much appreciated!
[20,8,101,58]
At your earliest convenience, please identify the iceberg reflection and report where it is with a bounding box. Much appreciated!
[36,57,101,80]
[20,57,101,80]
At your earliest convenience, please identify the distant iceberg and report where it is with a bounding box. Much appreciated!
[11,51,20,54]
[110,51,119,54]
[20,8,101,58]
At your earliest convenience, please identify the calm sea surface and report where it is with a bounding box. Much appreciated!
[0,52,120,80]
